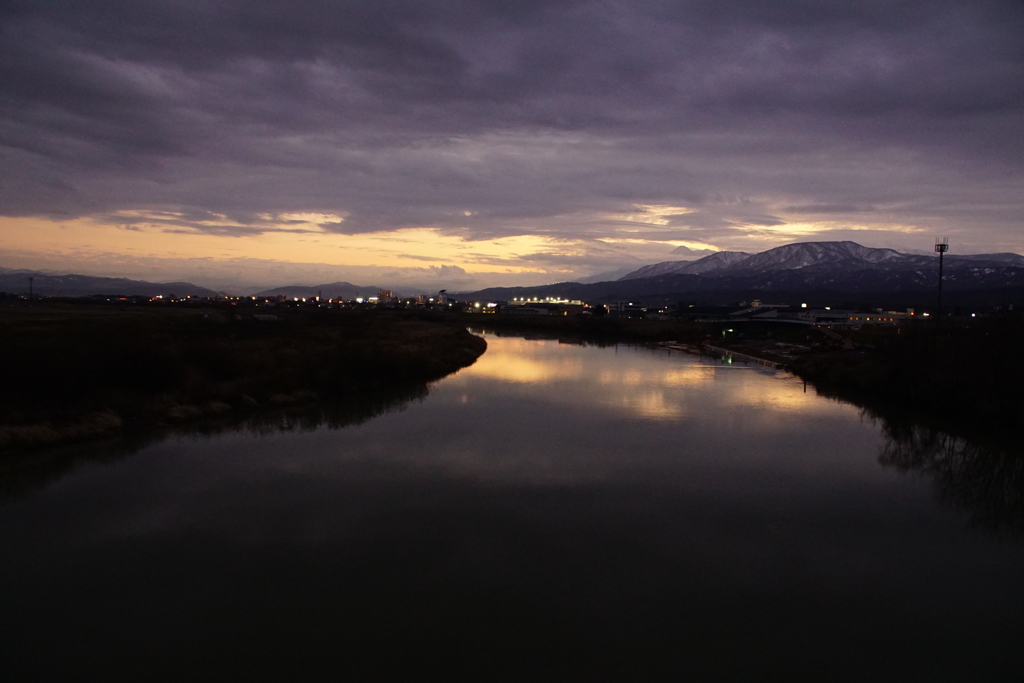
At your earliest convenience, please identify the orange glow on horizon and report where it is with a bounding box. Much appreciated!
[0,216,561,274]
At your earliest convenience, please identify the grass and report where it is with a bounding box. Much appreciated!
[787,317,1024,439]
[0,304,486,451]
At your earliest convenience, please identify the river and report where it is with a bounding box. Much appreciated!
[1,331,1021,680]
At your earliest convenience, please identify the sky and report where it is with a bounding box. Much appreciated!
[2,0,1022,293]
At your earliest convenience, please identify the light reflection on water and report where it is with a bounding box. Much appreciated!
[0,332,1022,680]
[462,334,842,422]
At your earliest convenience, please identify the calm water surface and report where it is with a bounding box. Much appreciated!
[1,333,1022,681]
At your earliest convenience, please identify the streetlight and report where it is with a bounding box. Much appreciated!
[935,237,949,316]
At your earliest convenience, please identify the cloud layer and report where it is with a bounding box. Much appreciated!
[2,0,1022,286]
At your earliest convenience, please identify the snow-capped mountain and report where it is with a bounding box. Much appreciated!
[579,246,719,282]
[668,245,718,259]
[732,241,905,273]
[619,241,1024,281]
[461,240,1024,307]
[576,266,641,283]
[620,251,750,279]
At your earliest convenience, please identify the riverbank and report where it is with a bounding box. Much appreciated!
[449,311,1024,443]
[0,306,486,452]
[784,320,1023,441]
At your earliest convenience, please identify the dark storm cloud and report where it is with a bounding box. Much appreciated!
[2,0,1022,250]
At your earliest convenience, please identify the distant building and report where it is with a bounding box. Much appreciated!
[609,301,646,318]
[795,309,851,324]
[508,296,584,306]
[729,306,779,319]
[506,306,555,316]
[503,297,584,315]
[847,311,915,325]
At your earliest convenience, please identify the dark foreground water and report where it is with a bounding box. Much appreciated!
[2,333,1022,681]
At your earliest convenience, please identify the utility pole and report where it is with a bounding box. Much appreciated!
[934,237,949,316]
[28,276,33,304]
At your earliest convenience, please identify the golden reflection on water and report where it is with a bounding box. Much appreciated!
[662,366,716,387]
[466,341,586,383]
[461,335,841,422]
[728,376,825,413]
[614,391,688,420]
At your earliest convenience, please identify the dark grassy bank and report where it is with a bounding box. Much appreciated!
[0,305,486,451]
[788,318,1024,440]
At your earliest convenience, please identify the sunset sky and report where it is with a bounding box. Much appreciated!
[2,0,1022,292]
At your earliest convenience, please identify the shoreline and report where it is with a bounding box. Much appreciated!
[0,308,486,453]
[451,312,1024,446]
[5,304,1020,453]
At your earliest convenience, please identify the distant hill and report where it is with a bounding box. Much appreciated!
[737,241,906,272]
[456,240,1024,308]
[669,245,718,259]
[576,267,640,283]
[620,251,751,279]
[255,281,383,299]
[950,253,1024,264]
[0,270,220,298]
[619,241,1024,281]
[578,246,718,283]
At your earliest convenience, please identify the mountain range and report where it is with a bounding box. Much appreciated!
[254,282,383,299]
[0,269,220,298]
[459,241,1024,308]
[575,245,719,283]
[618,241,1023,280]
[0,269,386,301]
[4,241,1023,306]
